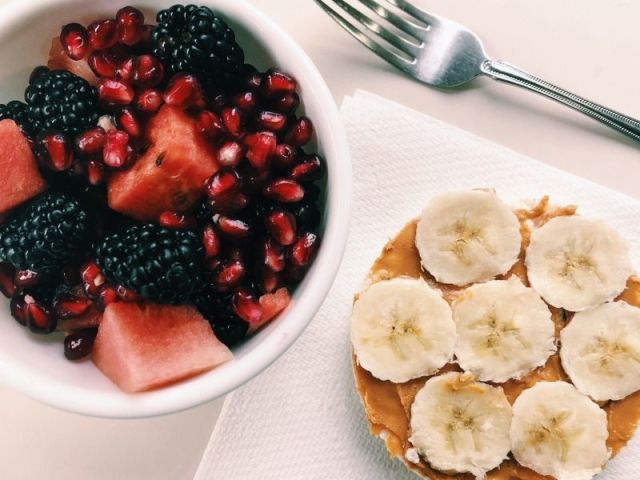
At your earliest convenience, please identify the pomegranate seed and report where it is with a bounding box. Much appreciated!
[88,50,117,78]
[87,160,106,185]
[291,232,319,267]
[14,269,40,289]
[284,117,314,147]
[81,261,105,298]
[26,297,56,334]
[233,91,258,112]
[164,74,205,109]
[209,192,248,215]
[202,225,221,259]
[256,111,287,132]
[214,260,246,292]
[196,111,225,141]
[232,287,263,324]
[136,24,154,51]
[206,168,240,199]
[256,266,280,294]
[273,144,298,169]
[290,154,325,182]
[263,70,297,97]
[75,127,106,156]
[135,89,163,115]
[115,55,135,83]
[116,285,140,302]
[244,131,276,170]
[60,23,89,60]
[54,293,93,319]
[98,78,135,105]
[217,216,252,240]
[10,295,28,326]
[221,107,244,138]
[159,211,197,229]
[217,141,245,168]
[133,55,164,88]
[36,132,74,171]
[0,263,17,298]
[103,130,131,168]
[264,178,304,203]
[237,162,271,193]
[116,6,145,45]
[266,210,297,246]
[269,92,300,114]
[87,19,118,50]
[64,329,97,360]
[97,285,119,312]
[116,107,141,137]
[262,237,286,272]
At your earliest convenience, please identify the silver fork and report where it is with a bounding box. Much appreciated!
[314,0,640,143]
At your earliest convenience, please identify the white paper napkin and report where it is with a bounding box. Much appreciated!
[195,90,640,480]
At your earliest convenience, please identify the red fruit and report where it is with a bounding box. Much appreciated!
[256,266,280,294]
[116,285,140,302]
[249,287,291,334]
[262,237,285,272]
[87,160,106,185]
[133,55,164,88]
[206,168,240,199]
[244,131,276,170]
[263,70,297,97]
[264,178,304,203]
[290,154,325,182]
[0,263,16,298]
[116,6,145,45]
[36,132,74,171]
[10,295,28,326]
[284,117,314,147]
[217,216,251,240]
[196,111,225,141]
[64,329,97,360]
[135,89,163,115]
[208,192,248,215]
[97,285,119,312]
[202,225,221,259]
[117,107,141,137]
[103,130,131,168]
[270,92,300,114]
[54,293,93,319]
[256,111,287,132]
[233,91,257,112]
[25,295,57,334]
[236,162,270,193]
[164,74,205,110]
[232,287,263,324]
[88,48,123,78]
[214,260,246,292]
[291,232,319,267]
[266,210,297,246]
[115,56,135,83]
[14,269,40,289]
[87,19,118,50]
[60,23,89,60]
[273,144,298,169]
[47,37,98,85]
[81,261,105,298]
[159,211,197,229]
[137,24,154,50]
[98,78,135,105]
[75,127,106,156]
[216,141,245,168]
[221,107,244,138]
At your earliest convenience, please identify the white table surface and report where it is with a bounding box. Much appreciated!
[1,1,639,479]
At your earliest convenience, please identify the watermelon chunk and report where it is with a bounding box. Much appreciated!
[0,120,46,215]
[47,36,97,85]
[92,302,232,393]
[248,288,291,334]
[108,106,219,221]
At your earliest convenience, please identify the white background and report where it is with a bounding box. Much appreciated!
[1,0,639,478]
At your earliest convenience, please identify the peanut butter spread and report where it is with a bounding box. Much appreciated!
[353,198,640,480]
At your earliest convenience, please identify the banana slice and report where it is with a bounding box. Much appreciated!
[415,190,521,286]
[409,372,512,478]
[452,277,556,383]
[525,215,633,311]
[350,277,456,383]
[511,381,610,480]
[560,301,640,402]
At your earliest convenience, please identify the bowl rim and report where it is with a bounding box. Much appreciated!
[0,0,351,418]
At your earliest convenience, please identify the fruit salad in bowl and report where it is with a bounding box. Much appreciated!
[0,0,350,417]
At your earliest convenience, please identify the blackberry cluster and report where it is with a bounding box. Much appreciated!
[0,100,34,137]
[192,288,249,347]
[0,192,90,275]
[96,224,205,304]
[152,4,245,93]
[24,67,99,137]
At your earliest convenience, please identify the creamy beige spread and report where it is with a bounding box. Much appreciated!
[353,198,640,480]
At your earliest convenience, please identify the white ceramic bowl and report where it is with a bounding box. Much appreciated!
[0,0,351,418]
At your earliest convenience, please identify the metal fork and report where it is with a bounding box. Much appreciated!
[314,0,640,143]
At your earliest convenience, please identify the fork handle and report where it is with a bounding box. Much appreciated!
[480,59,640,143]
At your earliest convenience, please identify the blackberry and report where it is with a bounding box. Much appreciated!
[152,4,245,94]
[0,192,91,276]
[24,67,99,137]
[0,100,35,137]
[193,289,248,346]
[96,224,205,304]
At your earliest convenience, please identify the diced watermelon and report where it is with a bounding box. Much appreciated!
[107,106,219,221]
[47,36,97,85]
[92,302,232,393]
[248,288,291,334]
[0,120,46,215]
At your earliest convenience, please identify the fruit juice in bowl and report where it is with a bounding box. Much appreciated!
[0,0,350,417]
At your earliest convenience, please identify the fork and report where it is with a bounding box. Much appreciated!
[314,0,640,143]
